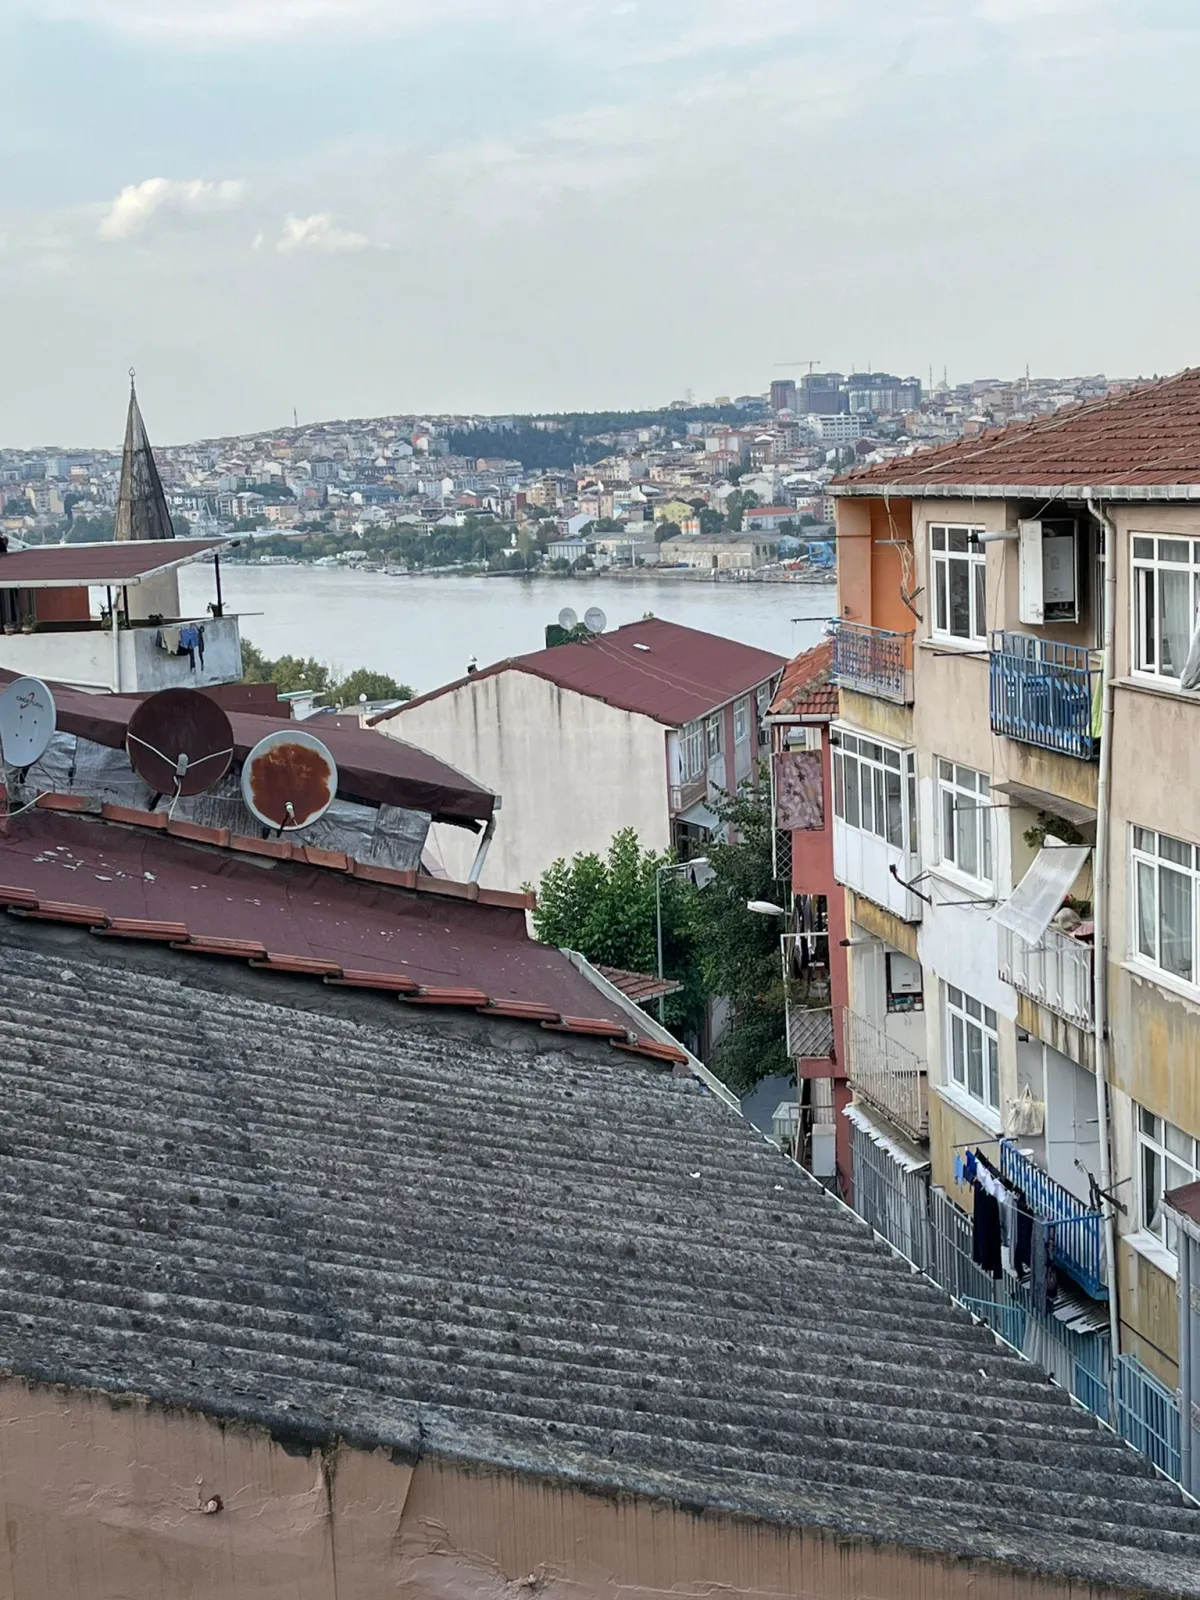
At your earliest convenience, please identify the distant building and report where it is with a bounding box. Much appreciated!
[659,534,779,571]
[770,378,798,414]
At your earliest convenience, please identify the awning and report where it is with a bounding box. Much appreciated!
[0,538,228,589]
[992,839,1091,945]
[990,778,1095,827]
[843,1100,930,1174]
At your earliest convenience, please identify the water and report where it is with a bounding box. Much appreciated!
[178,565,835,695]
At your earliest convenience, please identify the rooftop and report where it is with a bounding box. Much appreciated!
[834,368,1200,496]
[378,619,786,729]
[0,538,227,589]
[769,637,837,718]
[2,917,1200,1595]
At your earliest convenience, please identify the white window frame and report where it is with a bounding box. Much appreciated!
[830,727,912,850]
[935,759,993,889]
[945,984,1000,1114]
[1137,1106,1200,1254]
[734,697,750,745]
[930,523,987,643]
[1131,825,1199,988]
[705,713,723,759]
[681,721,704,782]
[1131,533,1200,682]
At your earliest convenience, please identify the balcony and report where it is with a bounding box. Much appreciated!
[989,631,1099,760]
[999,1141,1106,1298]
[787,1003,835,1060]
[998,922,1094,1030]
[0,614,243,694]
[831,621,913,705]
[844,1009,928,1142]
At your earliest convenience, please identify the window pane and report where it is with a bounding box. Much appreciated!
[1161,538,1190,562]
[955,765,977,790]
[935,560,948,633]
[885,770,903,848]
[965,995,981,1019]
[939,759,953,782]
[941,786,956,862]
[833,752,845,818]
[951,1014,965,1084]
[1159,865,1193,980]
[1140,1106,1160,1138]
[948,526,970,552]
[1136,862,1157,960]
[986,1038,999,1110]
[1138,569,1155,669]
[872,768,885,840]
[932,526,946,550]
[955,793,979,877]
[948,558,971,637]
[1134,826,1154,853]
[1158,833,1192,867]
[1165,1121,1192,1161]
[844,756,860,826]
[1133,537,1153,559]
[1159,568,1191,677]
[973,559,986,640]
[1142,1143,1163,1235]
[907,765,917,856]
[967,1023,984,1097]
[948,985,963,1008]
[982,804,992,883]
[884,749,901,771]
[860,764,874,833]
[985,1006,996,1030]
[862,741,882,763]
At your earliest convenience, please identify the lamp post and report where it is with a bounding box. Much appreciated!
[655,857,710,1021]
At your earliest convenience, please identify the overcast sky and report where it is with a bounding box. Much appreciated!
[1,0,1198,446]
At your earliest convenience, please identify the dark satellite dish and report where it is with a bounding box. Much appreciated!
[0,677,56,771]
[240,728,338,832]
[127,688,235,801]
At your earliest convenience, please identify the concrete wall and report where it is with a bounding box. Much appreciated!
[0,1376,1162,1600]
[381,669,671,892]
[0,616,242,692]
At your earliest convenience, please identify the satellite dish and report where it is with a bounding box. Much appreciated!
[127,689,235,800]
[0,677,57,770]
[584,607,607,634]
[240,728,338,833]
[557,607,578,631]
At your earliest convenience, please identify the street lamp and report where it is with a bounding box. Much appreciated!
[655,857,710,1021]
[747,899,788,917]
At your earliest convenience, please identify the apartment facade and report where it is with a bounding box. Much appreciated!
[827,372,1200,1490]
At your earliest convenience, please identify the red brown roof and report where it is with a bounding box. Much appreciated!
[834,370,1200,495]
[769,637,837,718]
[0,805,686,1064]
[0,538,226,588]
[378,618,786,729]
[596,965,684,1004]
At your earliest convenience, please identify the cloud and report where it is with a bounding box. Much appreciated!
[275,214,370,253]
[98,177,245,240]
[36,0,559,45]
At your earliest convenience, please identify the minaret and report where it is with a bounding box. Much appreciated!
[115,372,180,620]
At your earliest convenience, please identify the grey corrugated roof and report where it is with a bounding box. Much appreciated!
[2,929,1200,1595]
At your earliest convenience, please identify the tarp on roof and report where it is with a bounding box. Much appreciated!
[992,840,1091,945]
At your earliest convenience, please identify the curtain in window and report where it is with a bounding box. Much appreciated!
[955,795,980,877]
[1158,864,1193,980]
[1159,568,1191,677]
[1136,860,1157,959]
[948,558,971,635]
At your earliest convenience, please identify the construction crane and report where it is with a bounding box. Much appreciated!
[774,360,821,374]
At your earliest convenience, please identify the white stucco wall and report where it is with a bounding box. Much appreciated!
[0,616,243,692]
[380,669,672,892]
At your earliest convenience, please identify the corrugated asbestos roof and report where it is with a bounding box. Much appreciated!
[2,921,1200,1596]
[769,637,837,718]
[379,618,787,729]
[0,806,681,1061]
[0,539,224,588]
[834,368,1200,493]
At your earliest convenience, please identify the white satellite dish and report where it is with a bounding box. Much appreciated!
[558,607,578,631]
[240,728,338,832]
[0,677,57,770]
[584,607,607,635]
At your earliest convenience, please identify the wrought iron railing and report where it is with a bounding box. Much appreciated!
[989,631,1099,760]
[786,1003,834,1059]
[844,1009,928,1141]
[998,922,1094,1030]
[999,1142,1106,1299]
[831,621,913,705]
[1116,1353,1182,1482]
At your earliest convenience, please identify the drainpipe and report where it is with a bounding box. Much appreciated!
[1086,495,1121,1409]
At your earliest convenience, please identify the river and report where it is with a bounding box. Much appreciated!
[177,565,835,695]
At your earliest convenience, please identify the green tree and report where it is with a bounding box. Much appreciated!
[698,507,725,537]
[655,520,681,544]
[334,668,413,706]
[531,830,703,1038]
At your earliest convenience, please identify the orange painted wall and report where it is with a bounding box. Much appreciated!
[834,498,914,637]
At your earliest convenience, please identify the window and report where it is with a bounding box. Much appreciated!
[681,721,704,782]
[756,683,771,721]
[946,985,1000,1113]
[930,524,987,642]
[705,714,722,758]
[1138,1107,1200,1253]
[830,727,905,849]
[1131,826,1199,984]
[1131,535,1200,681]
[734,697,749,744]
[936,760,992,886]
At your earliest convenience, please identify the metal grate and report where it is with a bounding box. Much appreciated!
[787,1003,835,1059]
[989,631,1099,760]
[831,621,913,704]
[1116,1354,1182,1482]
[844,1009,928,1142]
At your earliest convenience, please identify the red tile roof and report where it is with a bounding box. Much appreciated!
[834,370,1200,494]
[377,618,786,729]
[769,637,837,718]
[596,965,684,1004]
[0,806,687,1065]
[0,538,225,588]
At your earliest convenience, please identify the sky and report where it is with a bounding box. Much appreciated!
[1,0,1199,446]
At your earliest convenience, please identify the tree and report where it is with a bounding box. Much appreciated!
[698,507,725,537]
[334,668,413,706]
[531,830,703,1038]
[655,520,681,544]
[242,639,412,706]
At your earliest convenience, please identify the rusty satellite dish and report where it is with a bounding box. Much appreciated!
[240,727,338,832]
[0,676,57,772]
[127,688,235,801]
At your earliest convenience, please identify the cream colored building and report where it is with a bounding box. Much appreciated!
[826,372,1200,1491]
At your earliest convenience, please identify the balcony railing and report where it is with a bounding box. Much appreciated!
[844,1009,928,1142]
[787,1003,835,1060]
[831,621,913,705]
[999,1141,1106,1299]
[989,631,1099,760]
[998,922,1094,1030]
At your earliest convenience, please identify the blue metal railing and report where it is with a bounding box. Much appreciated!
[1000,1142,1107,1298]
[832,621,913,704]
[989,631,1099,760]
[1116,1354,1182,1482]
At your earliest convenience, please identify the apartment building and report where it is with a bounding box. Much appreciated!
[826,370,1200,1492]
